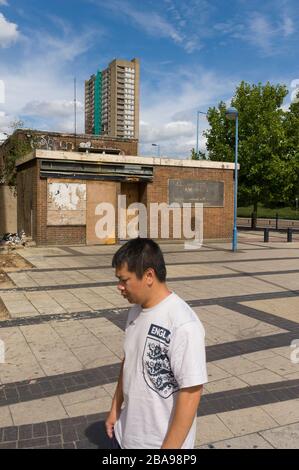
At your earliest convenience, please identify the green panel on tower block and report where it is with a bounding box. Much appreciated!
[94,71,102,135]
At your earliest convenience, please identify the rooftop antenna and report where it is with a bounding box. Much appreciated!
[74,77,77,149]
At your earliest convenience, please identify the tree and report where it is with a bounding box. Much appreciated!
[0,132,32,192]
[204,81,298,213]
[281,95,299,205]
[190,147,207,160]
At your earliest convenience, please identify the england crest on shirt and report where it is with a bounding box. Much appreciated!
[142,324,179,398]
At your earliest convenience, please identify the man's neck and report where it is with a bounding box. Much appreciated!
[141,285,172,309]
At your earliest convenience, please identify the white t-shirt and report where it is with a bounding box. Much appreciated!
[114,292,208,449]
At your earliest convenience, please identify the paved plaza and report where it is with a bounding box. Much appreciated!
[0,232,299,449]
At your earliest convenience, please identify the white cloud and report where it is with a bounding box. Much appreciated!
[139,67,236,158]
[281,16,295,36]
[0,96,85,136]
[0,0,9,5]
[184,39,202,53]
[128,9,183,44]
[247,14,275,53]
[0,23,100,134]
[223,12,296,56]
[94,0,183,45]
[21,99,84,133]
[22,100,83,119]
[0,111,15,134]
[141,120,195,143]
[0,13,19,48]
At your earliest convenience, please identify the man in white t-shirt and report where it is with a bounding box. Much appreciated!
[105,238,208,449]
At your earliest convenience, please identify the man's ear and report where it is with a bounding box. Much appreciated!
[144,268,155,286]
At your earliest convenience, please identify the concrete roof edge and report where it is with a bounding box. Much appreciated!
[18,150,238,170]
[16,150,36,167]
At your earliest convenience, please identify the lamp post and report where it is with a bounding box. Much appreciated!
[225,107,239,252]
[152,143,160,157]
[196,111,207,156]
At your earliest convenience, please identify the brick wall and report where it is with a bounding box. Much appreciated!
[146,166,234,240]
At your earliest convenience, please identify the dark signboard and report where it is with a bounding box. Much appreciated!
[169,179,224,207]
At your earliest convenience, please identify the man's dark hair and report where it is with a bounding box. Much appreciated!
[112,238,167,282]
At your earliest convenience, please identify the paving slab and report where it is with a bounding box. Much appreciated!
[10,396,68,426]
[212,356,263,376]
[195,415,234,446]
[0,406,13,427]
[59,385,112,418]
[207,363,232,382]
[261,399,299,426]
[239,369,284,386]
[198,432,274,449]
[251,355,299,376]
[71,344,119,369]
[204,377,249,394]
[217,406,278,436]
[260,422,299,449]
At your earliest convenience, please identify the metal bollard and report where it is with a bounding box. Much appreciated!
[276,213,279,231]
[264,228,269,242]
[251,212,257,230]
[287,228,293,242]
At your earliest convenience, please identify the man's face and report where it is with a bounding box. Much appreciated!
[115,262,147,305]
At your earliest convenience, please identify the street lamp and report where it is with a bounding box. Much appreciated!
[152,143,160,157]
[225,107,239,252]
[196,111,207,156]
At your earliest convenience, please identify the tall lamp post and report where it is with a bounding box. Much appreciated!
[196,111,207,155]
[152,143,160,157]
[225,107,239,252]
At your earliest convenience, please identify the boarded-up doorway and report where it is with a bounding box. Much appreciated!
[86,181,117,245]
[120,182,143,240]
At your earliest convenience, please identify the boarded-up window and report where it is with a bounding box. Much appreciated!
[47,182,86,225]
[169,179,224,207]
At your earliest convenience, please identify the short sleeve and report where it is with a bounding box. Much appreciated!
[125,304,141,330]
[125,309,133,330]
[169,320,208,388]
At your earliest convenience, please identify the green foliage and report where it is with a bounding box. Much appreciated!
[190,147,207,160]
[0,133,32,192]
[238,203,299,220]
[204,81,299,212]
[191,148,199,160]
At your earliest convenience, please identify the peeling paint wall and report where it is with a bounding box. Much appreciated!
[47,181,86,225]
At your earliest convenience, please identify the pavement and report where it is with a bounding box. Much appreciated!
[0,232,299,449]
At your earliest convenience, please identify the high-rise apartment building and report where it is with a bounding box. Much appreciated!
[85,58,140,140]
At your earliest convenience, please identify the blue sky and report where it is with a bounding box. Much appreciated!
[0,0,298,157]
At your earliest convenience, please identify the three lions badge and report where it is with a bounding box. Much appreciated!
[143,324,179,398]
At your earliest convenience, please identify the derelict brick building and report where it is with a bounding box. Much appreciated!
[16,149,235,245]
